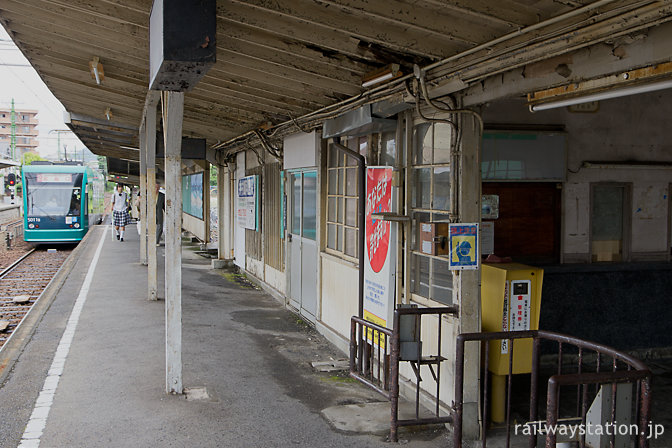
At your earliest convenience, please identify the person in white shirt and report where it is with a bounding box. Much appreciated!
[111,184,131,241]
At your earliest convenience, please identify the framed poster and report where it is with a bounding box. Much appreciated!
[237,175,258,230]
[363,167,396,343]
[182,172,204,219]
[448,223,479,270]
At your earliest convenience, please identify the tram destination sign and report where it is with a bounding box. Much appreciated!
[37,174,72,183]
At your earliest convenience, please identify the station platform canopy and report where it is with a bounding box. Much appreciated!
[0,1,669,165]
[0,159,21,170]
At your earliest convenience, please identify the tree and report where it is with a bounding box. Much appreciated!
[21,151,46,165]
[210,163,217,186]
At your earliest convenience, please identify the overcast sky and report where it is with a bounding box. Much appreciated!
[0,26,85,159]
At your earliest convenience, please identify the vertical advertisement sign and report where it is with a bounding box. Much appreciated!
[237,175,257,230]
[363,167,396,344]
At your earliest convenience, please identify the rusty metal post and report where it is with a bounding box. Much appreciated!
[529,336,541,448]
[350,318,358,375]
[638,377,652,448]
[483,339,489,448]
[390,310,401,443]
[546,377,560,448]
[454,334,465,448]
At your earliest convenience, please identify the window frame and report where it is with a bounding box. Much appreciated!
[324,140,362,262]
[408,119,456,306]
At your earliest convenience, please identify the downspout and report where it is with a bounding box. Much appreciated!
[333,141,366,319]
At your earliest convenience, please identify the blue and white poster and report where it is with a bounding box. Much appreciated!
[448,223,479,270]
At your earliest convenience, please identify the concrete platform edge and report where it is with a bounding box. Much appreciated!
[0,224,102,386]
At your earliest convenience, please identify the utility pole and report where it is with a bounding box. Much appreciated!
[10,98,16,161]
[9,99,16,204]
[49,129,73,162]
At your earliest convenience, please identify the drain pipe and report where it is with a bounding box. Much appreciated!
[333,141,366,319]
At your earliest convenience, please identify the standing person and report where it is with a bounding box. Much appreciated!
[111,183,131,242]
[156,184,165,246]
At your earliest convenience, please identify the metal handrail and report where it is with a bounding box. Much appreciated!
[350,316,394,398]
[454,330,652,448]
[350,305,459,442]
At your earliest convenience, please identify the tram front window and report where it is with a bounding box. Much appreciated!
[25,172,83,217]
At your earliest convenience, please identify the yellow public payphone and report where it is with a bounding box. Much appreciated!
[481,263,543,423]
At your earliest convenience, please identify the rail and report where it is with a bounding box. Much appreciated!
[350,305,458,442]
[454,330,652,448]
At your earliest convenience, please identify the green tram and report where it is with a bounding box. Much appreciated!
[22,164,105,243]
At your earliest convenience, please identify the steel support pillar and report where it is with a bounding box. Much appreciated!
[161,90,184,394]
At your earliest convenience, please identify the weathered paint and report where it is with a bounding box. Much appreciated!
[161,91,184,395]
[139,122,147,266]
[482,89,672,263]
[145,95,159,302]
[319,254,359,341]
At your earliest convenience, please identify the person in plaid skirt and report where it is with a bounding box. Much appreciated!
[111,184,131,241]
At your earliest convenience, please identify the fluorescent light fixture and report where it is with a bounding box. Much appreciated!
[89,57,104,85]
[362,63,401,88]
[119,145,140,151]
[93,65,100,85]
[530,78,672,112]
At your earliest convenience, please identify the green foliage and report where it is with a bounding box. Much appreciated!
[21,152,46,165]
[210,164,217,186]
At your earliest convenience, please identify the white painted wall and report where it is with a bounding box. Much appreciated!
[319,253,359,338]
[182,212,206,241]
[247,256,264,280]
[397,315,460,409]
[283,131,320,170]
[264,265,286,296]
[564,168,671,259]
[482,89,672,262]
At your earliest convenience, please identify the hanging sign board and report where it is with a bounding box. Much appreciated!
[448,223,480,270]
[237,175,257,230]
[363,167,397,345]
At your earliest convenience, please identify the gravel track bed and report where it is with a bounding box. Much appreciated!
[0,249,72,349]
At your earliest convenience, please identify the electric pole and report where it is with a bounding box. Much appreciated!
[9,99,16,204]
[10,98,16,161]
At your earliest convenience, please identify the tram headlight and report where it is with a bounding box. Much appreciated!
[74,223,80,228]
[28,223,34,229]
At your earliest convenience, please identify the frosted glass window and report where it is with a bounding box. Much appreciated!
[482,132,566,181]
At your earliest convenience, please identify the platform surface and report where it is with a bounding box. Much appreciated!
[0,224,450,448]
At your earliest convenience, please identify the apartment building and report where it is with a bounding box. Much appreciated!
[0,108,38,160]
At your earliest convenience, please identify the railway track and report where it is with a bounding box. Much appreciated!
[0,248,72,350]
